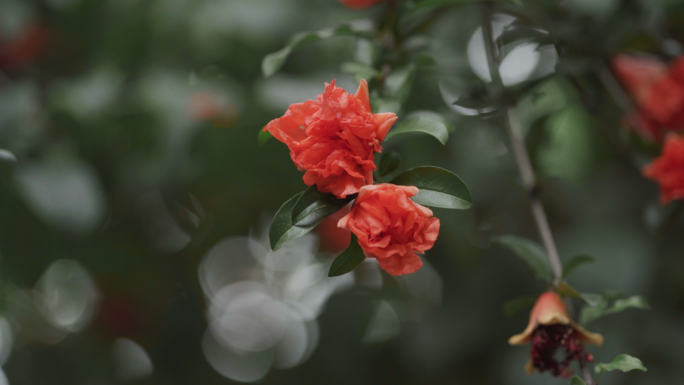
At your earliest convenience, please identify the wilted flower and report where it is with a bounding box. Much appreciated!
[612,55,684,140]
[643,133,684,204]
[264,79,396,199]
[509,292,604,378]
[338,0,391,9]
[338,184,440,276]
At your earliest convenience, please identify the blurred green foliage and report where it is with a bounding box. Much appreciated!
[0,0,683,384]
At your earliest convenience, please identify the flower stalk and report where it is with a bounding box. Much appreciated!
[479,2,563,285]
[479,3,593,383]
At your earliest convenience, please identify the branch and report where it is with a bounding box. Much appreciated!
[479,2,563,284]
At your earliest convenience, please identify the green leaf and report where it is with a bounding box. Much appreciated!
[580,293,606,307]
[291,185,355,226]
[378,151,401,178]
[414,53,437,66]
[341,62,380,83]
[595,354,647,377]
[328,234,366,277]
[503,295,537,318]
[258,129,273,146]
[492,235,552,283]
[385,111,450,145]
[570,376,586,385]
[580,296,650,325]
[562,253,596,278]
[390,166,472,209]
[269,192,318,251]
[384,64,416,103]
[262,46,294,78]
[370,96,401,114]
[451,89,494,110]
[262,24,373,77]
[580,299,608,325]
[610,296,651,313]
[354,39,380,66]
[499,25,554,48]
[557,284,603,307]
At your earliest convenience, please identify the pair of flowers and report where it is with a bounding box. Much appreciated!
[612,55,684,204]
[264,80,603,378]
[264,79,439,276]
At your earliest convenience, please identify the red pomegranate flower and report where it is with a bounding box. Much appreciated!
[612,55,684,140]
[643,133,684,204]
[0,24,49,71]
[337,184,440,276]
[338,0,391,9]
[509,292,604,378]
[264,79,396,199]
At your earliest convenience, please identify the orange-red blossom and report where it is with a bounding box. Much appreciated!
[338,184,440,276]
[264,79,397,199]
[643,133,684,204]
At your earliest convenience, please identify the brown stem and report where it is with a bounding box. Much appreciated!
[480,3,596,383]
[582,363,595,385]
[479,2,563,283]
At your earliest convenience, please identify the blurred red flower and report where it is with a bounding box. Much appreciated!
[0,24,49,71]
[264,79,396,199]
[338,0,390,9]
[338,184,440,276]
[187,91,238,128]
[612,55,684,140]
[643,133,684,204]
[509,292,604,378]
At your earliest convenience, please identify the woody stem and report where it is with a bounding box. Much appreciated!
[479,2,563,284]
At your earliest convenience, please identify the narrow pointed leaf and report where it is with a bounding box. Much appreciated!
[609,296,650,313]
[570,376,586,385]
[492,235,552,283]
[262,24,373,77]
[499,26,554,47]
[340,62,380,83]
[390,166,472,209]
[580,295,649,325]
[378,151,402,178]
[562,253,596,278]
[270,192,317,251]
[384,64,416,103]
[595,354,647,376]
[385,111,450,145]
[329,234,366,277]
[557,284,603,307]
[291,185,355,226]
[451,90,493,110]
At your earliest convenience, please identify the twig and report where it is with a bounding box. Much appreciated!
[581,363,595,385]
[479,2,563,284]
[480,2,594,383]
[594,60,636,118]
